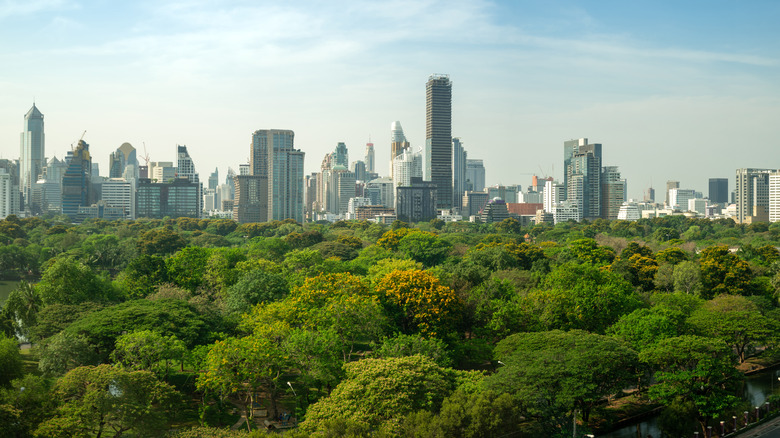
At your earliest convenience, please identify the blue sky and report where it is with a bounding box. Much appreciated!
[2,0,779,199]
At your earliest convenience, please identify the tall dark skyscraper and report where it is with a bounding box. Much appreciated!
[709,178,728,204]
[425,74,452,209]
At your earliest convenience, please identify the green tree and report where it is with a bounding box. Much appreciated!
[561,238,616,266]
[673,260,702,295]
[166,247,212,292]
[111,330,187,377]
[116,254,169,299]
[197,334,288,426]
[398,231,451,267]
[639,335,742,433]
[225,270,289,314]
[688,295,779,363]
[301,355,460,433]
[37,257,118,305]
[37,331,100,376]
[35,364,181,438]
[655,247,689,265]
[488,330,638,431]
[0,334,23,388]
[2,281,42,338]
[607,307,688,351]
[136,227,186,256]
[525,263,642,334]
[371,333,453,367]
[0,375,55,437]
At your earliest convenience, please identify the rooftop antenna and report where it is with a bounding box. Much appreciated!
[142,142,151,166]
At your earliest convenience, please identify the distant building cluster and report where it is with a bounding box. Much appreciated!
[2,82,778,225]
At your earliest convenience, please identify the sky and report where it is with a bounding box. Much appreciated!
[2,0,779,200]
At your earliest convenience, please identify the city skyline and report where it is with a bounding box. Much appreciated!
[2,1,779,199]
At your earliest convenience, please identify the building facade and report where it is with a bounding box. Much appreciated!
[137,178,200,219]
[735,168,774,223]
[20,104,45,211]
[396,177,437,223]
[425,74,453,209]
[61,140,92,220]
[709,178,729,204]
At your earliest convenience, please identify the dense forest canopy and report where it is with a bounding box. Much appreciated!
[2,214,780,437]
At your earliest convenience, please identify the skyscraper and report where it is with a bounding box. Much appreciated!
[20,104,45,210]
[61,140,92,220]
[665,181,680,207]
[108,143,138,179]
[735,168,774,224]
[709,178,728,204]
[176,145,202,215]
[565,140,602,220]
[466,159,485,192]
[452,138,467,209]
[425,74,453,209]
[365,141,375,174]
[334,142,349,168]
[601,166,626,220]
[390,121,411,178]
[267,130,304,222]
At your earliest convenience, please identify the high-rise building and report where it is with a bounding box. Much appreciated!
[735,168,774,224]
[137,178,200,219]
[487,185,520,204]
[462,191,490,218]
[669,188,696,211]
[108,143,138,179]
[709,178,729,204]
[209,168,219,190]
[0,160,20,218]
[452,138,467,209]
[425,74,453,209]
[644,187,655,203]
[393,149,423,189]
[232,175,265,223]
[20,104,45,211]
[543,180,566,213]
[769,172,780,223]
[397,177,438,223]
[562,139,585,201]
[102,178,135,219]
[267,130,304,222]
[601,166,626,220]
[390,121,411,178]
[352,161,368,182]
[466,159,485,192]
[365,142,375,174]
[334,142,349,168]
[365,177,395,209]
[665,181,680,207]
[61,140,92,220]
[566,141,602,220]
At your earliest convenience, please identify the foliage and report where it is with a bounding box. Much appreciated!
[375,269,460,337]
[36,257,118,305]
[225,270,289,314]
[0,334,23,387]
[687,294,779,363]
[698,245,752,297]
[301,355,459,432]
[397,231,452,267]
[639,335,742,432]
[36,364,181,438]
[371,333,453,367]
[116,254,169,299]
[137,227,186,255]
[489,330,638,431]
[111,330,187,376]
[524,263,642,334]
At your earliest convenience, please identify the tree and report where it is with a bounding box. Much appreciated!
[488,330,638,432]
[687,295,779,363]
[607,307,688,351]
[197,335,288,427]
[166,247,212,292]
[35,364,181,438]
[2,281,42,338]
[375,269,460,337]
[561,238,616,266]
[136,228,186,256]
[656,247,689,265]
[301,355,460,433]
[673,260,701,295]
[111,330,187,377]
[0,334,23,388]
[698,245,752,297]
[0,375,55,437]
[524,263,642,334]
[37,257,118,305]
[225,270,289,314]
[37,331,100,376]
[639,335,742,433]
[371,333,453,367]
[398,231,451,267]
[61,299,217,363]
[116,254,168,299]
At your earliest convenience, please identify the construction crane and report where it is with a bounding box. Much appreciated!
[142,142,151,167]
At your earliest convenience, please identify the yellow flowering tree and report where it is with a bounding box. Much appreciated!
[375,269,460,337]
